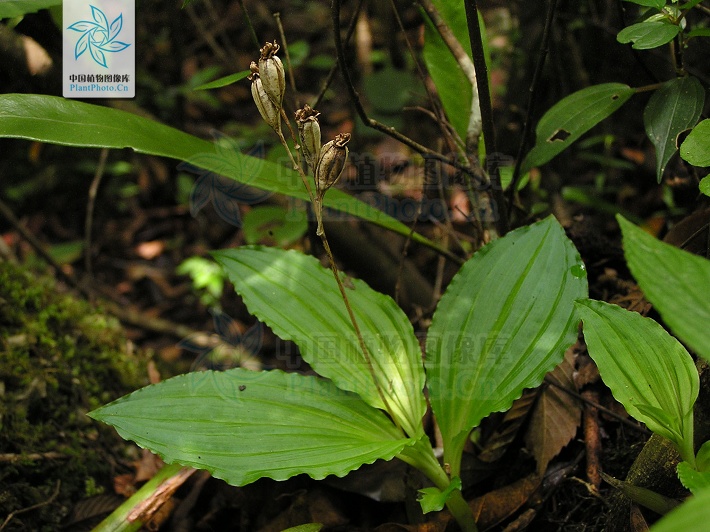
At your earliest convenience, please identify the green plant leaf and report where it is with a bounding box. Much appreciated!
[0,94,442,253]
[0,0,60,19]
[651,489,710,532]
[212,246,426,438]
[697,440,710,471]
[644,76,705,183]
[521,84,634,173]
[680,119,710,167]
[575,299,698,461]
[623,0,665,8]
[89,369,411,486]
[618,215,710,362]
[241,205,307,246]
[678,461,710,494]
[418,476,462,513]
[617,21,680,50]
[421,1,472,142]
[426,216,588,473]
[696,175,709,197]
[193,70,250,91]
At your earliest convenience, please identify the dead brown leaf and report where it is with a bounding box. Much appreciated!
[525,349,582,474]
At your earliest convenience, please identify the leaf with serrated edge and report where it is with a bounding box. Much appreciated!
[618,215,710,363]
[426,216,587,474]
[677,461,710,494]
[525,349,581,474]
[576,299,698,460]
[89,369,411,486]
[213,246,426,438]
[644,76,705,183]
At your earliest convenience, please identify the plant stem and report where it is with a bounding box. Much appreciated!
[398,438,479,532]
[462,0,509,236]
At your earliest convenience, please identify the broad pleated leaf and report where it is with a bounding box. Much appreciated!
[618,215,710,362]
[0,94,440,252]
[650,488,710,532]
[89,369,411,486]
[681,119,710,167]
[644,76,704,182]
[522,83,635,173]
[426,216,587,471]
[213,246,426,438]
[576,299,698,461]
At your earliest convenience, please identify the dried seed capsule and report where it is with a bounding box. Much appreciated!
[258,41,285,107]
[315,133,351,197]
[295,105,321,172]
[249,62,281,134]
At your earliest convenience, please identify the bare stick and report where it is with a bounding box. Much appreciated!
[463,0,510,236]
[274,13,298,95]
[0,480,60,531]
[85,147,109,277]
[238,0,260,51]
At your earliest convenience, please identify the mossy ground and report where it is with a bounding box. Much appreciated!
[0,261,147,531]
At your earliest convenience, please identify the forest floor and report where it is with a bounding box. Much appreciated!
[1,0,708,530]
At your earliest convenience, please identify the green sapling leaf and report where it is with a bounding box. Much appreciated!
[426,216,587,474]
[643,76,705,183]
[650,489,710,531]
[89,369,412,486]
[696,440,710,472]
[576,299,698,463]
[418,476,463,513]
[618,215,710,363]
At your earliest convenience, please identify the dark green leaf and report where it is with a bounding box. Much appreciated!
[617,21,680,50]
[618,215,710,363]
[426,216,587,473]
[680,119,710,167]
[90,369,411,486]
[0,0,60,18]
[193,70,250,91]
[241,206,307,246]
[213,246,426,438]
[644,76,705,182]
[522,84,634,173]
[0,94,443,253]
[576,299,697,461]
[623,0,665,8]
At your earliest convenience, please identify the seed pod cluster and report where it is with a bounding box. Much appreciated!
[248,62,281,134]
[295,104,322,172]
[315,133,351,198]
[258,41,285,108]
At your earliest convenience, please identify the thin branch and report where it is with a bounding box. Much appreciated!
[238,0,260,51]
[85,147,109,277]
[463,0,510,235]
[507,0,558,210]
[0,480,61,531]
[274,13,298,96]
[314,0,365,109]
[331,0,486,186]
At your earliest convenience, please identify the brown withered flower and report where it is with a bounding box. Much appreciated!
[295,104,322,172]
[258,41,285,108]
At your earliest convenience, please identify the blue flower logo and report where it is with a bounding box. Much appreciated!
[67,5,131,68]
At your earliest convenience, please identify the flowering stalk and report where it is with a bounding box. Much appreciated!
[248,42,395,425]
